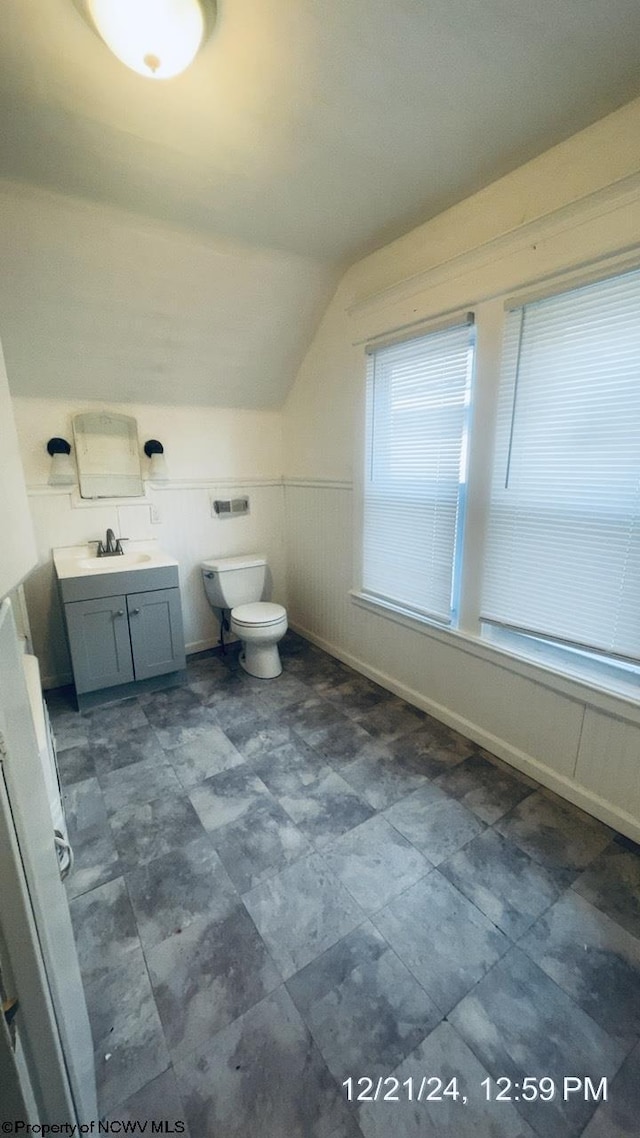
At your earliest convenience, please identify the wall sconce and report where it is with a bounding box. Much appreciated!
[144,439,169,481]
[47,438,76,486]
[73,0,217,81]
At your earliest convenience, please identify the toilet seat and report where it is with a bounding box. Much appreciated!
[231,602,287,628]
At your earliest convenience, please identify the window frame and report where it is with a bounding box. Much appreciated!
[351,253,640,712]
[481,266,640,678]
[355,312,476,629]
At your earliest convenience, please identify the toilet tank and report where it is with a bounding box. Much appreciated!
[201,554,266,609]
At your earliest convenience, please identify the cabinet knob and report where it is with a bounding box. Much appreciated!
[131,607,141,615]
[115,609,125,617]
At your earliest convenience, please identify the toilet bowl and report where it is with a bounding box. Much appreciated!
[231,602,288,679]
[201,554,288,679]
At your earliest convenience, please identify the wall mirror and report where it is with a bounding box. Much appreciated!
[73,412,143,499]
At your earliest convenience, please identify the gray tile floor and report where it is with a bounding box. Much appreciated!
[47,633,640,1137]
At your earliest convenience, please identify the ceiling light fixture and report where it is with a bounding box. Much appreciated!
[74,0,217,80]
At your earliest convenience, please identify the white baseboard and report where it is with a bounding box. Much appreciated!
[290,621,640,845]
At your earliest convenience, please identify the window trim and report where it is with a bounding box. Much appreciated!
[363,309,474,354]
[502,246,640,312]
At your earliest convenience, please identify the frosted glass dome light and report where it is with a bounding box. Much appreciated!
[86,0,209,80]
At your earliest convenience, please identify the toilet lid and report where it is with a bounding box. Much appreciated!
[231,602,287,627]
[201,554,266,572]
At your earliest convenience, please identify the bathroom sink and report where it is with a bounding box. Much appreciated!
[78,553,153,571]
[53,542,179,588]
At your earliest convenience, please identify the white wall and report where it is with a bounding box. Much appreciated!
[283,97,640,842]
[0,180,337,410]
[0,341,36,598]
[13,397,285,688]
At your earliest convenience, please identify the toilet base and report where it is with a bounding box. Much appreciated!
[239,643,282,679]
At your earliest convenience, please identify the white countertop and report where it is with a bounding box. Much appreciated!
[53,540,178,580]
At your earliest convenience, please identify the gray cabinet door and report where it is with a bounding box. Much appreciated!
[127,588,186,682]
[65,595,134,693]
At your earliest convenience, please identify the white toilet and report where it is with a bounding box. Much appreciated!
[201,554,287,678]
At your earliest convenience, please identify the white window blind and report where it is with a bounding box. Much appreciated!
[482,267,640,663]
[362,319,474,624]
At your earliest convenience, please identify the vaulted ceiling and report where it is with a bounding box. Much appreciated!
[1,0,640,406]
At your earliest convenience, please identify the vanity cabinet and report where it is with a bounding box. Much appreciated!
[65,594,135,691]
[65,587,184,693]
[56,560,186,708]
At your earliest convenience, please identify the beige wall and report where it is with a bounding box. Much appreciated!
[283,96,640,841]
[14,398,283,486]
[13,396,285,687]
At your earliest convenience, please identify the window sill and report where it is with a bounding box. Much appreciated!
[350,591,452,631]
[350,589,640,725]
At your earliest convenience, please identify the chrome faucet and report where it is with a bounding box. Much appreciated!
[96,528,126,557]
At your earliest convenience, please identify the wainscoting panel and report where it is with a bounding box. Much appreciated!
[284,482,354,654]
[285,481,640,841]
[575,709,640,822]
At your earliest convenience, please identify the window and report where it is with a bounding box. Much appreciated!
[481,267,640,670]
[361,317,474,625]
